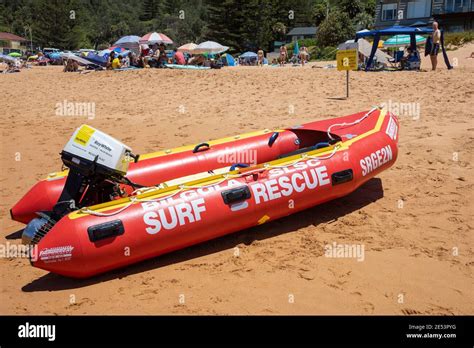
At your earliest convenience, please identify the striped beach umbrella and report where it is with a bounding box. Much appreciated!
[139,32,173,45]
[383,35,426,47]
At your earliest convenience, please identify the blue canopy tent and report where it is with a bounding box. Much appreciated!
[355,26,452,71]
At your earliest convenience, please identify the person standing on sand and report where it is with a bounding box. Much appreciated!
[430,21,441,71]
[279,45,287,66]
[257,49,264,66]
[299,46,309,66]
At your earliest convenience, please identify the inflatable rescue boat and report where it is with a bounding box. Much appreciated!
[15,107,398,278]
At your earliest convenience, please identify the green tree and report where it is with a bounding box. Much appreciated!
[205,0,245,52]
[362,0,376,17]
[316,11,354,47]
[338,0,363,19]
[354,11,374,31]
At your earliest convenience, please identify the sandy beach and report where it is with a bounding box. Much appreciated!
[0,44,473,315]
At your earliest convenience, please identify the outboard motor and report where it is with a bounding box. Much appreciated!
[22,125,139,244]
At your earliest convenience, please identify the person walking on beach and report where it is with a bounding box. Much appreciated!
[430,21,441,71]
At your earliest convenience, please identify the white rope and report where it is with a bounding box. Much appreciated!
[327,106,381,141]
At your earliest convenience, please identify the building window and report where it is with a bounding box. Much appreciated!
[407,0,432,18]
[446,0,466,13]
[382,3,398,21]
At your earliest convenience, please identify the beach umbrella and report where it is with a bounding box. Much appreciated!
[114,35,141,54]
[114,35,140,46]
[139,32,173,45]
[194,41,229,54]
[239,51,257,59]
[178,43,198,53]
[110,46,128,53]
[383,35,426,47]
[8,52,21,57]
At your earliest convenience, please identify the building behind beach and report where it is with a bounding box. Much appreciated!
[375,0,473,32]
[286,27,317,42]
[0,32,28,55]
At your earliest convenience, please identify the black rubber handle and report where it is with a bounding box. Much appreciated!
[221,186,251,204]
[331,169,353,186]
[88,220,125,242]
[268,132,279,147]
[192,143,210,153]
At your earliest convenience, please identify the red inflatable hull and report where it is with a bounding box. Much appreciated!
[11,129,301,224]
[28,108,399,278]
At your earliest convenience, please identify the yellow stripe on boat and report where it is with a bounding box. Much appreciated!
[139,128,281,160]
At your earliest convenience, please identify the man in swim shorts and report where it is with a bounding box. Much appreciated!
[430,21,441,71]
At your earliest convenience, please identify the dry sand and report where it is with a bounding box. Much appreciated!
[0,44,473,315]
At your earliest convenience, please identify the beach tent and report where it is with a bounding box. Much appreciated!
[83,52,108,67]
[178,43,197,53]
[345,38,391,67]
[384,34,426,47]
[194,41,229,54]
[114,35,141,54]
[139,32,173,45]
[60,52,104,68]
[355,26,452,71]
[221,53,235,66]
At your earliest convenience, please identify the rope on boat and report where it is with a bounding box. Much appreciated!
[327,106,381,141]
[81,108,381,217]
